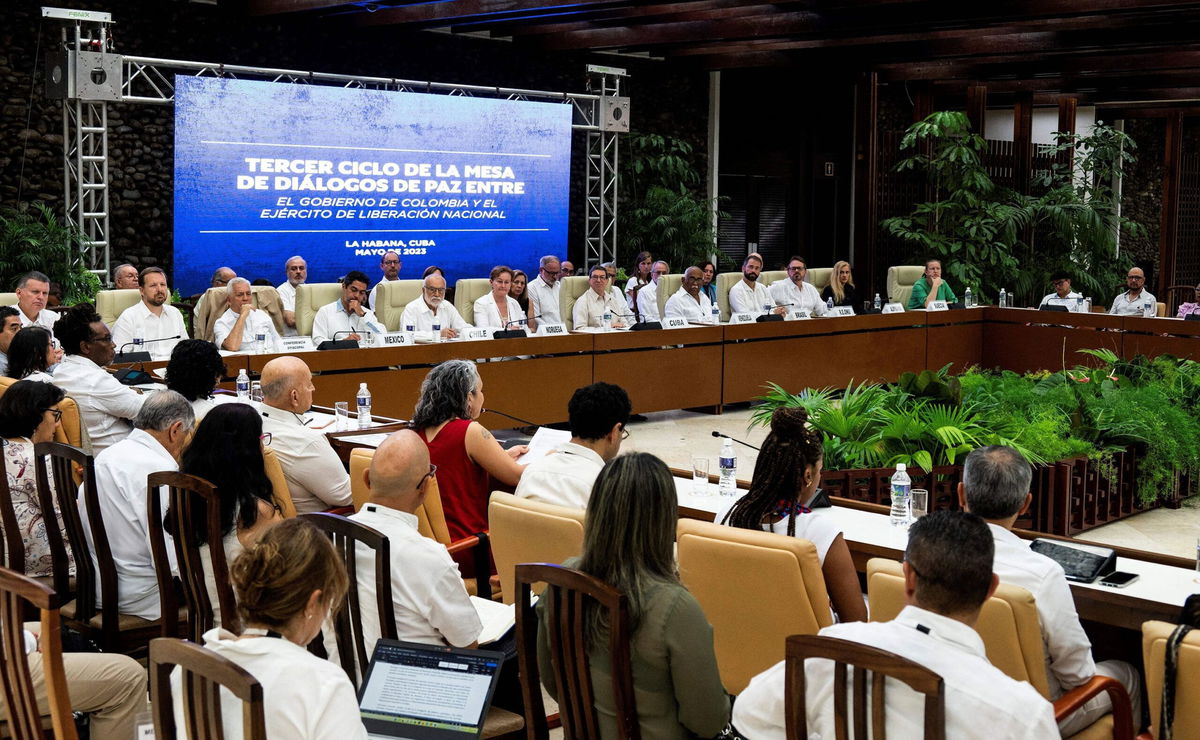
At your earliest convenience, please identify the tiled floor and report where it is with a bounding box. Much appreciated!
[622,406,1200,561]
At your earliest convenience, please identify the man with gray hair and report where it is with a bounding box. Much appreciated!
[83,390,193,620]
[400,273,468,339]
[258,356,352,512]
[526,254,563,328]
[213,277,281,353]
[111,263,139,290]
[636,260,670,322]
[959,445,1141,734]
[12,270,59,330]
[276,255,307,336]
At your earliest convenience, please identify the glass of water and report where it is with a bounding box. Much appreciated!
[692,457,710,496]
[334,401,350,431]
[249,380,263,404]
[910,489,929,521]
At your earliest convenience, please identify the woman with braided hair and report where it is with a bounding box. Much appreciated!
[716,407,867,623]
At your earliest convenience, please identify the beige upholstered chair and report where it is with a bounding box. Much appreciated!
[373,279,424,331]
[0,293,16,307]
[453,278,493,326]
[867,558,1133,740]
[655,273,683,317]
[715,272,742,322]
[1143,620,1200,739]
[349,448,449,542]
[886,265,925,308]
[195,285,286,342]
[558,276,590,329]
[294,283,344,337]
[676,518,834,694]
[95,289,141,327]
[262,447,296,518]
[487,491,586,605]
[759,270,786,288]
[807,267,833,293]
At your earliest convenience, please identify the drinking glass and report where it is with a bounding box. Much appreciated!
[249,380,263,404]
[692,457,711,496]
[334,401,350,431]
[910,489,929,520]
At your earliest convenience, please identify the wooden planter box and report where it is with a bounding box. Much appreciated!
[820,447,1190,537]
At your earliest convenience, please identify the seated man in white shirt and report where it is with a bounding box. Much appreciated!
[635,260,669,322]
[213,277,282,353]
[111,267,187,360]
[51,304,146,454]
[331,429,481,666]
[572,266,628,329]
[258,356,353,513]
[311,270,385,345]
[959,445,1141,735]
[12,270,59,330]
[275,255,306,336]
[602,262,626,308]
[515,382,631,509]
[663,266,714,322]
[734,511,1058,740]
[527,254,563,329]
[84,390,193,620]
[768,256,826,316]
[400,274,468,339]
[0,306,21,376]
[1038,271,1085,312]
[729,253,785,316]
[1109,267,1157,316]
[368,250,402,311]
[111,262,140,290]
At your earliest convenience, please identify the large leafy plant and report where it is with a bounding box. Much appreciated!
[0,203,100,304]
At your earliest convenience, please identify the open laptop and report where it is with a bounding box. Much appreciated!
[359,638,507,739]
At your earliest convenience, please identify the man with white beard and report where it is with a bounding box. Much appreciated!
[399,274,469,338]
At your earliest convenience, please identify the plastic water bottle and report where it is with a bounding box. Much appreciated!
[236,369,250,399]
[1143,299,1154,318]
[718,438,737,496]
[710,304,720,324]
[964,286,973,308]
[356,383,372,429]
[890,463,912,527]
[998,288,1007,308]
[254,332,266,354]
[873,293,881,311]
[432,322,442,342]
[601,311,612,330]
[826,296,834,312]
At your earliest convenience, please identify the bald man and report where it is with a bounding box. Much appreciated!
[258,357,352,512]
[663,266,714,322]
[325,430,481,670]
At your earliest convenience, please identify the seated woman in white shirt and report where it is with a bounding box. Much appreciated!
[165,339,240,421]
[173,518,366,739]
[172,402,282,628]
[5,326,62,383]
[472,265,525,330]
[715,407,866,623]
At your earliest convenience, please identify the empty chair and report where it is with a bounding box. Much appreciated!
[488,491,585,605]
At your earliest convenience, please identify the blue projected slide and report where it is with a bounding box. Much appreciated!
[173,77,573,296]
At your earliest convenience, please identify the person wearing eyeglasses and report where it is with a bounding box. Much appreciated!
[527,254,564,329]
[515,382,631,510]
[175,402,283,629]
[329,429,482,668]
[663,266,715,322]
[6,326,62,383]
[400,273,468,339]
[50,304,146,454]
[368,251,402,311]
[1038,271,1084,312]
[635,260,670,322]
[1109,267,1157,316]
[276,255,307,336]
[769,256,826,316]
[311,271,385,346]
[572,266,628,329]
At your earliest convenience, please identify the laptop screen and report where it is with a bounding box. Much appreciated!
[359,639,505,739]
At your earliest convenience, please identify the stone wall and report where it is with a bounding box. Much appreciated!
[1119,118,1165,282]
[0,1,708,280]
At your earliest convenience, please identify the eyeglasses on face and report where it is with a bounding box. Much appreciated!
[619,424,630,440]
[259,432,272,446]
[43,408,63,423]
[419,464,438,488]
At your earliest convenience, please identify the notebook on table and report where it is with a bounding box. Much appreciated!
[359,638,506,739]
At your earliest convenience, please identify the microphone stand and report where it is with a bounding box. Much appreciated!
[114,334,182,364]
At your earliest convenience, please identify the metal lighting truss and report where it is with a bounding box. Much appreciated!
[47,8,624,280]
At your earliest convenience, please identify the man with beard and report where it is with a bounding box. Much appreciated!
[729,253,784,316]
[400,273,469,339]
[111,267,187,359]
[369,251,403,310]
[769,256,827,316]
[276,255,307,335]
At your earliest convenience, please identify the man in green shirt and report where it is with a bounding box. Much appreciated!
[907,258,958,309]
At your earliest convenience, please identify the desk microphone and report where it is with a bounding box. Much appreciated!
[711,430,761,451]
[497,315,539,340]
[115,335,181,363]
[482,408,540,428]
[614,309,662,332]
[317,331,359,351]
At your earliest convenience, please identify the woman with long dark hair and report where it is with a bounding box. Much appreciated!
[624,250,653,312]
[6,326,60,382]
[538,452,730,738]
[510,269,531,315]
[717,407,865,623]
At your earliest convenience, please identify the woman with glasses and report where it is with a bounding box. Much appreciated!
[472,266,524,331]
[538,452,730,738]
[173,402,282,628]
[715,407,866,623]
[0,379,72,577]
[821,260,858,311]
[411,359,527,573]
[6,326,62,382]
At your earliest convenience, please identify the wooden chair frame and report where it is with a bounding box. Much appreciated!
[515,562,639,740]
[299,512,395,687]
[785,634,946,740]
[147,471,239,641]
[32,442,86,612]
[0,566,78,740]
[150,637,266,740]
[0,453,25,573]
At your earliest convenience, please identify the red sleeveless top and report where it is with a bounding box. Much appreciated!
[418,419,492,544]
